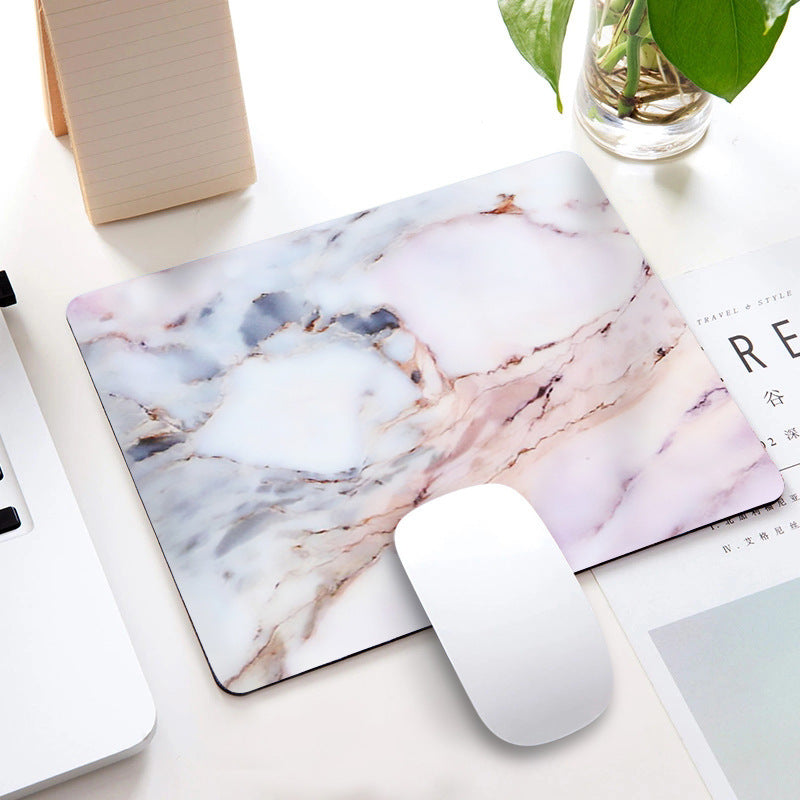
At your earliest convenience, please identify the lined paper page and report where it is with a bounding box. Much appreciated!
[40,0,256,223]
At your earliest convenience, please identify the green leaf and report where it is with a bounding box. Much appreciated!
[498,0,576,112]
[757,0,798,30]
[648,0,789,102]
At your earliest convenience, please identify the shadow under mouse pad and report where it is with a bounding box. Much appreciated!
[67,153,782,694]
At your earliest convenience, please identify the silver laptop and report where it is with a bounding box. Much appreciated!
[0,275,155,800]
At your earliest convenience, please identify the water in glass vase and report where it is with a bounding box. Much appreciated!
[575,0,712,159]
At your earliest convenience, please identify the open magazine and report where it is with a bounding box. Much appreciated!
[594,237,800,800]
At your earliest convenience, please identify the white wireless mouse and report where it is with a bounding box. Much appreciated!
[394,483,612,746]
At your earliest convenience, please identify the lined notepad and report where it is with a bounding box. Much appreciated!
[37,0,256,224]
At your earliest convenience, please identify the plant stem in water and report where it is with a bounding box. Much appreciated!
[600,41,628,70]
[618,34,641,116]
[586,0,706,122]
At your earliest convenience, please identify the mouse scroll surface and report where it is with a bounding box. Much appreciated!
[394,484,612,746]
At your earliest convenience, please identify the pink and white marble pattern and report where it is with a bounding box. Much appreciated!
[68,153,782,693]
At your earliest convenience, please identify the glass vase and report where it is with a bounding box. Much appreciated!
[574,0,712,160]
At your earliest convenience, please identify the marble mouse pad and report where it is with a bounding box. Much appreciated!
[67,153,782,693]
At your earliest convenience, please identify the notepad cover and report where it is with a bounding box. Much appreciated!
[67,154,782,692]
[38,0,256,223]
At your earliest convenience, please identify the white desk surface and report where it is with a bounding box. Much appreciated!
[2,2,799,798]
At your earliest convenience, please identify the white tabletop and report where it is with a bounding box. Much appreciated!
[1,2,799,797]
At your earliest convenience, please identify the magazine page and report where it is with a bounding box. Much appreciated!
[594,238,800,800]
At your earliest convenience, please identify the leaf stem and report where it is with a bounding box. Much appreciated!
[618,33,641,116]
[599,40,628,70]
[625,0,647,33]
[607,3,631,52]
